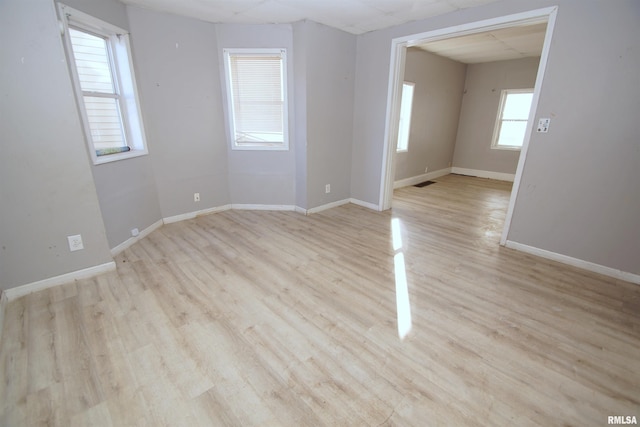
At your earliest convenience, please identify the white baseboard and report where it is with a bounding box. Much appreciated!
[110,219,163,256]
[349,198,380,211]
[163,204,232,224]
[231,204,296,211]
[505,241,640,285]
[1,199,376,301]
[0,291,8,343]
[451,167,515,182]
[394,167,452,189]
[4,261,117,301]
[306,199,351,215]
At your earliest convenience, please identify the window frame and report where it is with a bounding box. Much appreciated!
[223,48,289,151]
[491,88,534,151]
[59,4,148,165]
[396,81,415,153]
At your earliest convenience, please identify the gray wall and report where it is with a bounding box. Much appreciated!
[395,48,466,181]
[351,0,640,275]
[55,0,164,249]
[293,22,309,210]
[215,24,297,206]
[3,0,638,290]
[91,159,162,248]
[59,0,128,28]
[302,21,356,209]
[0,0,113,290]
[127,7,230,218]
[508,1,640,274]
[351,28,393,204]
[452,57,540,174]
[0,1,358,291]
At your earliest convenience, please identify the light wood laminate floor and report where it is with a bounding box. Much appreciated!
[1,174,638,426]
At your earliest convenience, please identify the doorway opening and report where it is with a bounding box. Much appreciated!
[379,6,558,245]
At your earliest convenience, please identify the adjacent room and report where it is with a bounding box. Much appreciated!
[1,0,638,425]
[393,22,545,187]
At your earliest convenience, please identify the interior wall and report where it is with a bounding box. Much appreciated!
[91,159,162,248]
[351,0,640,276]
[292,22,309,210]
[215,24,297,206]
[127,6,230,219]
[60,0,128,28]
[351,28,393,204]
[4,0,638,290]
[394,48,466,182]
[303,21,356,209]
[1,1,356,290]
[452,57,540,174]
[55,0,164,249]
[507,1,640,275]
[0,0,113,290]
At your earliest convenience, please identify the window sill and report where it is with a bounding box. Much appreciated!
[232,143,289,151]
[490,145,522,151]
[93,148,148,165]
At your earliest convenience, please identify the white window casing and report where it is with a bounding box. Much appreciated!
[59,4,148,164]
[396,82,415,152]
[491,88,534,150]
[223,48,289,151]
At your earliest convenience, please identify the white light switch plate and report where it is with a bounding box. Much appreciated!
[537,118,551,133]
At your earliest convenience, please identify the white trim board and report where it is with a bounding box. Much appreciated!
[110,219,163,256]
[377,5,559,254]
[394,168,452,189]
[163,204,232,224]
[0,291,8,343]
[3,200,374,302]
[350,198,380,211]
[306,199,350,215]
[500,7,558,245]
[379,6,558,211]
[4,261,117,301]
[450,167,515,182]
[302,199,379,215]
[505,241,640,285]
[231,204,296,211]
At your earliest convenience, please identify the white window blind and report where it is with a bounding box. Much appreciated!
[69,28,127,152]
[224,49,288,150]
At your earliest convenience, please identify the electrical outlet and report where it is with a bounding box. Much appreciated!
[194,192,200,202]
[325,184,331,194]
[537,118,551,133]
[131,228,139,237]
[67,234,84,252]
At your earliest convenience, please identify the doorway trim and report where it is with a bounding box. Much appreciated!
[378,6,558,246]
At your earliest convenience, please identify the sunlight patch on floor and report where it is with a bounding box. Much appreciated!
[392,217,412,340]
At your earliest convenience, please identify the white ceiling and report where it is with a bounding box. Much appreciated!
[120,0,503,35]
[413,22,547,64]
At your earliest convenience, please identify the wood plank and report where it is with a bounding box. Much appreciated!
[1,174,638,426]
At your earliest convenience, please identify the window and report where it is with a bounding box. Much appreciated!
[396,82,415,152]
[59,4,148,164]
[223,49,289,151]
[491,89,534,150]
